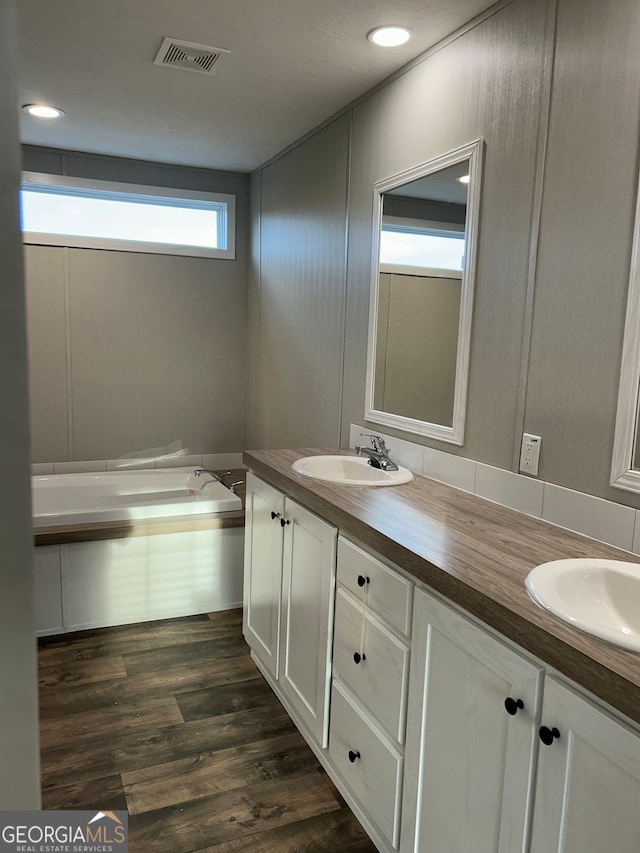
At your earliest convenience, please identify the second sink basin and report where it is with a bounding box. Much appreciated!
[292,455,414,486]
[525,558,640,653]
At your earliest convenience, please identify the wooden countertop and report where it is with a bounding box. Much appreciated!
[244,448,640,725]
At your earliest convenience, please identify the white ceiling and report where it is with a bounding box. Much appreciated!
[18,0,498,173]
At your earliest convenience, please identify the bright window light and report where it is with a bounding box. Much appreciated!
[20,173,236,259]
[380,228,465,271]
[21,190,222,248]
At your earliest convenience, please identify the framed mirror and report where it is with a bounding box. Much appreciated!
[364,139,483,444]
[611,183,640,492]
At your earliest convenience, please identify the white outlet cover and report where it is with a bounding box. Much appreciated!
[520,433,541,476]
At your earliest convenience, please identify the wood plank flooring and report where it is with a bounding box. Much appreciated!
[38,610,377,853]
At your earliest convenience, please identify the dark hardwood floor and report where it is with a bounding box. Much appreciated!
[38,609,377,853]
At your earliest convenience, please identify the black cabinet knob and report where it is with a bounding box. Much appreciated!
[348,750,361,763]
[353,652,366,664]
[270,511,280,520]
[539,725,561,745]
[280,518,291,527]
[504,697,524,716]
[357,575,370,587]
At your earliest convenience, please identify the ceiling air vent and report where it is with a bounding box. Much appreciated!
[154,37,230,75]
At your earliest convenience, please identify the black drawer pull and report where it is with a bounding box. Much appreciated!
[353,652,366,664]
[270,511,280,520]
[539,725,561,745]
[280,518,291,527]
[504,697,524,716]
[348,750,361,763]
[357,575,370,587]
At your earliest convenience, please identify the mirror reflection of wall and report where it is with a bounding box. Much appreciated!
[375,270,461,426]
[372,159,471,431]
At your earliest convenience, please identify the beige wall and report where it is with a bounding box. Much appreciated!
[249,115,350,449]
[23,147,249,463]
[521,0,640,502]
[248,0,640,506]
[0,0,41,807]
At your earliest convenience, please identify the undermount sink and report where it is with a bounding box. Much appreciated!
[292,455,414,487]
[526,558,640,653]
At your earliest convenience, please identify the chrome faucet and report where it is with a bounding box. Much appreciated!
[193,468,243,494]
[354,433,399,471]
[194,468,230,484]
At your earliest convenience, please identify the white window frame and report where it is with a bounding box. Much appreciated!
[21,172,236,260]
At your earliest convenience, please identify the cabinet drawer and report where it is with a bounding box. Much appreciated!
[337,537,413,635]
[329,679,403,849]
[333,587,410,743]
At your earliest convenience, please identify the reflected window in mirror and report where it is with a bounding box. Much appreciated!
[365,140,483,444]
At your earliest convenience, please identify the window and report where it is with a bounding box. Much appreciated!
[380,218,465,273]
[20,172,236,259]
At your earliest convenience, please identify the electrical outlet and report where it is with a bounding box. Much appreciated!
[519,433,541,476]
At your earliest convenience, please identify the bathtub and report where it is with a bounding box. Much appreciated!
[32,467,242,527]
[32,467,245,636]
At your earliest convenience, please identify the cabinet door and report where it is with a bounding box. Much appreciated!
[401,589,543,853]
[279,497,337,747]
[530,678,640,853]
[242,473,285,678]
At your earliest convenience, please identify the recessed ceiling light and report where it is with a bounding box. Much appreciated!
[367,26,412,47]
[22,104,65,119]
[457,175,471,184]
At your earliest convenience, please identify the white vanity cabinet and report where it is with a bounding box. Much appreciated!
[402,588,640,853]
[329,537,413,850]
[243,473,285,678]
[529,678,640,853]
[401,587,543,853]
[243,473,337,747]
[243,463,640,853]
[279,496,337,747]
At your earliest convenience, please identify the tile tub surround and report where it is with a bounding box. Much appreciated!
[349,424,639,553]
[244,447,640,727]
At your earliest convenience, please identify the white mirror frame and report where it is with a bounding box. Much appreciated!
[364,139,483,445]
[611,178,640,492]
